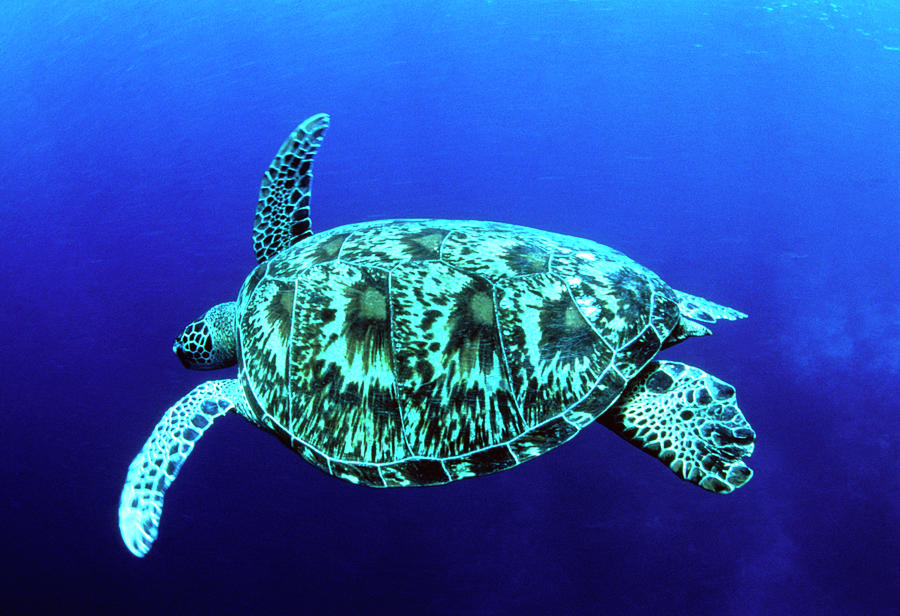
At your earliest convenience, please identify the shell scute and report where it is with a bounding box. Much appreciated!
[441,228,551,278]
[444,444,518,481]
[380,458,450,487]
[239,277,294,428]
[340,222,448,268]
[552,251,657,348]
[287,261,407,463]
[266,231,350,280]
[330,460,385,487]
[565,368,628,426]
[650,289,682,339]
[390,260,525,458]
[616,325,664,380]
[495,273,614,426]
[508,416,580,464]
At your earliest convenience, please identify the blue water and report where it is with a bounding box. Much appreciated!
[2,2,898,614]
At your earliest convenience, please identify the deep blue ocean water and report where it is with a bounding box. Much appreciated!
[2,2,898,614]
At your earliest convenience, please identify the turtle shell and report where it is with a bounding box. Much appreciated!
[234,219,681,487]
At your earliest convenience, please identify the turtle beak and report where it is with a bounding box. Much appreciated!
[173,340,193,369]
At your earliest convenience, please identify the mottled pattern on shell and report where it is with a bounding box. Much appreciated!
[235,219,681,487]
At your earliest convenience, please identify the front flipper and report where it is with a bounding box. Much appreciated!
[598,361,755,494]
[118,379,242,557]
[253,113,330,263]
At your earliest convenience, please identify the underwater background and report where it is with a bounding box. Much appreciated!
[2,1,898,614]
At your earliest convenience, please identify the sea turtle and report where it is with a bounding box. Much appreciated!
[119,114,756,557]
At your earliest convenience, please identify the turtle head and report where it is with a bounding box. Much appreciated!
[173,302,238,370]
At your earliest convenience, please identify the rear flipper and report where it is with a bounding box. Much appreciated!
[598,361,755,493]
[674,290,747,323]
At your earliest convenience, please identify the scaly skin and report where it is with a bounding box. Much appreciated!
[599,360,755,493]
[118,379,245,557]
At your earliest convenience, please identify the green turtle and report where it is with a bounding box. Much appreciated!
[119,114,756,557]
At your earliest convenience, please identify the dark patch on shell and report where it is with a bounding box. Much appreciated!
[444,445,518,480]
[508,417,580,464]
[381,458,450,487]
